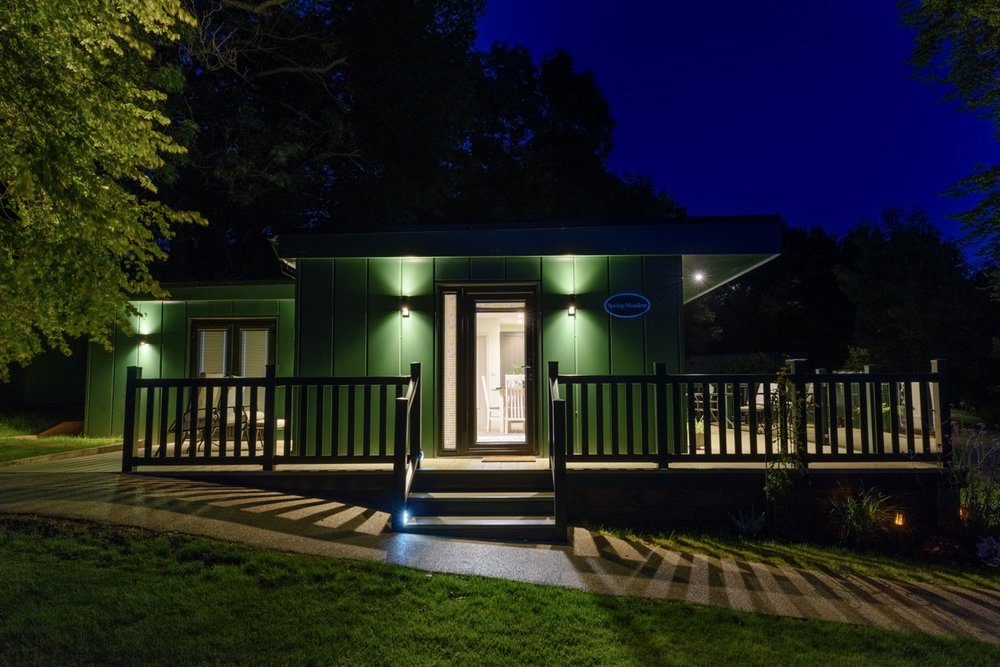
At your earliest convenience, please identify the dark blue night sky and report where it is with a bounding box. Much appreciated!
[476,1,997,241]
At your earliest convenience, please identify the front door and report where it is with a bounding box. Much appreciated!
[440,285,537,455]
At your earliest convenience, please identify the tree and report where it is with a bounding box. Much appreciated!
[900,1,1000,283]
[155,0,486,280]
[0,0,203,378]
[839,207,994,411]
[154,6,680,281]
[448,44,681,222]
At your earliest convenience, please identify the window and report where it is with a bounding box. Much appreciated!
[190,320,275,377]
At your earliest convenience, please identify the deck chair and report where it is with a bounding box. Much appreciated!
[741,382,775,432]
[481,376,502,433]
[503,374,526,434]
[166,373,223,454]
[242,385,286,450]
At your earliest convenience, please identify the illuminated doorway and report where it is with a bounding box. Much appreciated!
[440,286,537,455]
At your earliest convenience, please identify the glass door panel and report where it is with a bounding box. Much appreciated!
[475,303,526,446]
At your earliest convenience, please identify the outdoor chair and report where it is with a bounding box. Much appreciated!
[503,374,526,434]
[165,373,223,454]
[740,382,776,432]
[481,375,502,433]
[241,385,286,450]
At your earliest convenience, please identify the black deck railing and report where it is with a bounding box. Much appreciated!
[547,360,952,468]
[392,363,422,531]
[122,364,422,473]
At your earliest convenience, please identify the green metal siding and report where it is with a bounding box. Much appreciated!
[574,257,610,374]
[642,256,683,373]
[609,257,646,374]
[402,258,436,447]
[296,258,334,375]
[368,259,401,376]
[333,259,367,376]
[84,284,295,437]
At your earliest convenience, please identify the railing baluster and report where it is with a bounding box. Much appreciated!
[903,381,915,454]
[686,382,697,456]
[363,384,372,457]
[143,385,155,459]
[580,384,589,456]
[566,382,576,455]
[282,381,292,457]
[347,385,357,457]
[315,384,325,457]
[158,387,169,459]
[595,383,605,456]
[379,384,389,457]
[732,382,743,457]
[610,383,620,456]
[828,379,839,455]
[331,384,341,457]
[625,382,635,456]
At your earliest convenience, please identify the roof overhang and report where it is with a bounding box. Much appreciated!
[275,216,781,302]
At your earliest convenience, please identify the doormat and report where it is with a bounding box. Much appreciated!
[482,455,536,463]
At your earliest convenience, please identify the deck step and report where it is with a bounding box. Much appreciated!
[401,515,558,541]
[410,469,551,492]
[407,490,553,516]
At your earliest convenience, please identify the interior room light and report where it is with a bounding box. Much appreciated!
[400,297,411,318]
[893,511,905,527]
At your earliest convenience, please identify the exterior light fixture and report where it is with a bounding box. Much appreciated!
[693,271,705,283]
[400,297,410,318]
[138,336,149,347]
[567,297,577,316]
[893,511,905,527]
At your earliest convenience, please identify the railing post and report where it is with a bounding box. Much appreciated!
[654,362,669,468]
[409,362,422,469]
[547,360,559,464]
[392,394,409,530]
[263,364,276,471]
[552,398,568,541]
[815,368,828,447]
[121,366,141,473]
[930,359,952,466]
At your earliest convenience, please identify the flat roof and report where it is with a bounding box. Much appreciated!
[275,216,781,259]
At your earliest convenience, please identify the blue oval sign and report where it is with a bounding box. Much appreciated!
[603,293,651,319]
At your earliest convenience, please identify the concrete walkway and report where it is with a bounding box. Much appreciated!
[2,452,999,644]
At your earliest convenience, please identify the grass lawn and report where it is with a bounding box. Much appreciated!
[1,516,998,666]
[0,436,118,464]
[0,412,117,464]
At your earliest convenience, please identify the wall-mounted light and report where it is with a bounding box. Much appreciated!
[400,297,411,318]
[138,336,149,347]
[893,511,905,527]
[692,271,705,283]
[567,297,577,317]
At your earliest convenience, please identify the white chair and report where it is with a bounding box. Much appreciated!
[481,376,502,433]
[503,374,526,434]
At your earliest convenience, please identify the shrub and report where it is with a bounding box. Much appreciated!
[829,485,899,549]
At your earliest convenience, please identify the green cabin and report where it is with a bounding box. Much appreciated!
[85,217,780,460]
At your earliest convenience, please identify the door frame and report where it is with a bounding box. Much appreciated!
[437,283,539,456]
